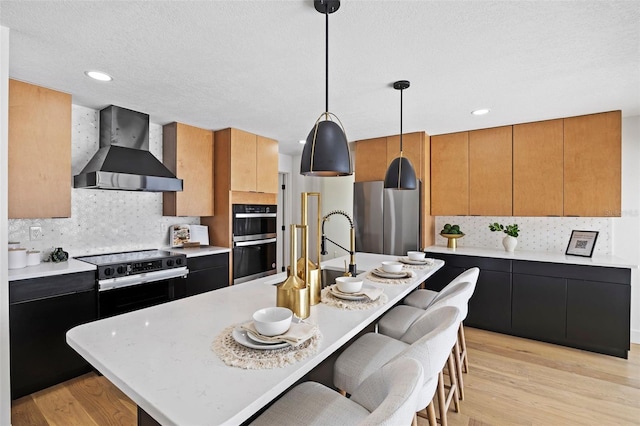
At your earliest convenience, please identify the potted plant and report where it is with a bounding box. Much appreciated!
[440,223,464,249]
[489,223,519,252]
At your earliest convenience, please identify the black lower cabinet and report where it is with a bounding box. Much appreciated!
[178,252,230,298]
[512,274,566,341]
[567,279,630,357]
[424,252,631,358]
[9,271,98,399]
[466,270,512,333]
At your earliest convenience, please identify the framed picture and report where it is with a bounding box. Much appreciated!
[565,230,599,257]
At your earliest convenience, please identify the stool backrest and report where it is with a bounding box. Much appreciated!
[428,267,479,309]
[427,280,474,320]
[350,357,424,425]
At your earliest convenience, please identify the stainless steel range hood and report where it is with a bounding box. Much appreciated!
[73,105,183,192]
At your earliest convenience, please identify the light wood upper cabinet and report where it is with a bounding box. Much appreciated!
[469,126,513,216]
[430,132,469,216]
[229,128,258,192]
[354,137,388,182]
[162,122,214,217]
[513,119,564,216]
[9,79,71,219]
[256,135,279,194]
[564,111,621,217]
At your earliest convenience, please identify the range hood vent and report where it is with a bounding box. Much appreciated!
[73,105,183,192]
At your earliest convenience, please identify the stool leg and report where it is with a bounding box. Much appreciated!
[454,339,465,400]
[447,352,460,413]
[339,389,346,397]
[427,402,437,426]
[412,413,418,426]
[437,371,448,426]
[459,323,469,373]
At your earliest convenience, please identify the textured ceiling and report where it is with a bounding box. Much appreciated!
[1,0,639,155]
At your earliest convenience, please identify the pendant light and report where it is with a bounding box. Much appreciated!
[384,80,417,190]
[300,0,352,177]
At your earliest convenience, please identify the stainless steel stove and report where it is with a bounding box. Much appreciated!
[76,249,188,318]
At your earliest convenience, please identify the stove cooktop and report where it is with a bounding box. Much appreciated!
[76,249,175,266]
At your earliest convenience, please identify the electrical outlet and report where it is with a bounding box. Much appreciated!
[29,226,43,241]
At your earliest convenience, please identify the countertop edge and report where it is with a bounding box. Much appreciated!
[425,245,638,269]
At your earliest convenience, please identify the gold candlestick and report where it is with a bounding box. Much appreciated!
[277,224,310,319]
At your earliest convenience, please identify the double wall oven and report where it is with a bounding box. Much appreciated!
[232,204,277,284]
[76,250,188,318]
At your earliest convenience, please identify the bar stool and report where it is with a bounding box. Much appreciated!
[333,306,461,426]
[405,267,479,376]
[251,357,424,425]
[378,280,475,402]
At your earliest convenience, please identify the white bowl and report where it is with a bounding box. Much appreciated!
[252,307,293,336]
[381,261,403,273]
[335,276,364,293]
[407,251,426,260]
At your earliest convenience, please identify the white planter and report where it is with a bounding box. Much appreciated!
[502,235,518,252]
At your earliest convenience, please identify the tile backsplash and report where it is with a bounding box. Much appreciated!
[434,216,612,255]
[8,105,199,259]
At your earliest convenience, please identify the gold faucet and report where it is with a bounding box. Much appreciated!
[321,210,357,276]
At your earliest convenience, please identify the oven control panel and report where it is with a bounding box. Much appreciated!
[96,254,186,280]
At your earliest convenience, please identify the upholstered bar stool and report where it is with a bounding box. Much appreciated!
[251,357,424,426]
[405,267,480,375]
[333,306,461,426]
[378,280,475,401]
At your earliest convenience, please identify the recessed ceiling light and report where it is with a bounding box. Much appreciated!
[299,139,306,145]
[471,108,490,116]
[84,70,112,82]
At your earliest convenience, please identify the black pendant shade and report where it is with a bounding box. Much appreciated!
[301,119,352,176]
[384,80,417,190]
[300,0,352,177]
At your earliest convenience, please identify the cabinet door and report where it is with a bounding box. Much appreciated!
[567,279,630,357]
[512,274,566,341]
[564,111,621,217]
[230,128,257,192]
[9,79,71,218]
[513,119,563,216]
[387,132,423,180]
[10,290,97,399]
[430,132,469,215]
[469,126,513,216]
[256,136,279,193]
[354,137,388,182]
[184,253,230,296]
[163,123,214,216]
[466,271,512,333]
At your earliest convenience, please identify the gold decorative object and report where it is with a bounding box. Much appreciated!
[300,192,322,304]
[277,224,310,319]
[440,232,465,249]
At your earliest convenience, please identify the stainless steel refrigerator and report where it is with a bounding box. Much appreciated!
[353,181,421,255]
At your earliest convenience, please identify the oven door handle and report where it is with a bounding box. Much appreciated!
[234,238,277,248]
[98,267,189,292]
[234,213,277,218]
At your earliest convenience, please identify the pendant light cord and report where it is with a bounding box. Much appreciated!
[325,9,329,114]
[399,87,404,154]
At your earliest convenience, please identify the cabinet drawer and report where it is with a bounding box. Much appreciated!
[513,260,630,284]
[10,271,96,304]
[187,253,229,272]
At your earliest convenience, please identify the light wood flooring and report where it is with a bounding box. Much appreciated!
[11,327,640,426]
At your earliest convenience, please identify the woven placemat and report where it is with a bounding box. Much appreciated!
[212,324,322,369]
[321,287,388,310]
[366,269,416,284]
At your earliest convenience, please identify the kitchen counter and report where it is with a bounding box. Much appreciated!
[425,245,637,269]
[67,253,444,425]
[8,258,96,282]
[165,245,231,257]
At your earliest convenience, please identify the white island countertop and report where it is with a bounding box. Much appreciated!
[67,253,444,425]
[425,245,637,269]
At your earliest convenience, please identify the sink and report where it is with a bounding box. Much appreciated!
[321,268,364,288]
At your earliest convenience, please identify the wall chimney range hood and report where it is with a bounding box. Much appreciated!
[73,105,183,192]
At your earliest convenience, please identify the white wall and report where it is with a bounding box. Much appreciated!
[1,25,11,426]
[615,115,640,343]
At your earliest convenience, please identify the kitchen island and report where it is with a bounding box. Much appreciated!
[67,252,443,425]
